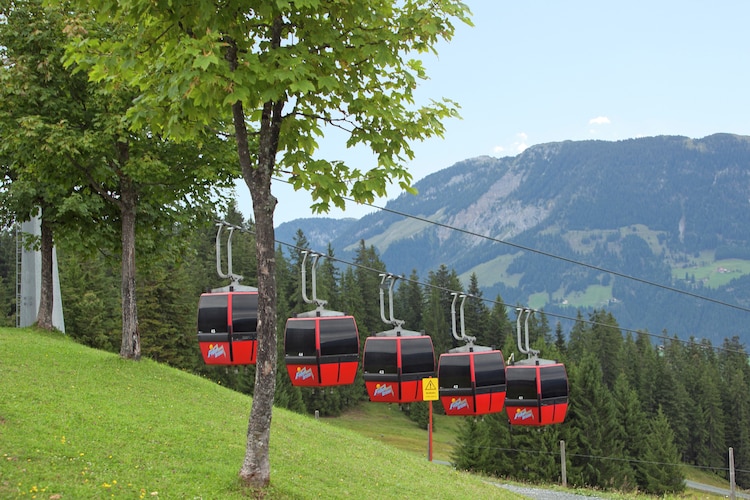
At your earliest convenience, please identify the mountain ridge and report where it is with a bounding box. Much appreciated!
[277,133,750,343]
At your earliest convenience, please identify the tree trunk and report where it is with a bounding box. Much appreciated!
[228,18,283,490]
[119,176,141,360]
[36,212,54,330]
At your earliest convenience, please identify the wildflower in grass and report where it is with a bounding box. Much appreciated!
[60,436,66,444]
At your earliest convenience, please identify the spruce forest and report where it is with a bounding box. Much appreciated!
[2,203,749,495]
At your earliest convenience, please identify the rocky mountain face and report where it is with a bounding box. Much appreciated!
[277,134,750,343]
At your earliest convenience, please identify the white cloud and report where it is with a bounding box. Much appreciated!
[589,116,611,125]
[514,132,528,153]
[493,132,529,157]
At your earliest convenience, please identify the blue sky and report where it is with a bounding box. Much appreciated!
[237,1,750,225]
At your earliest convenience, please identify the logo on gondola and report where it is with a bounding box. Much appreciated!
[373,384,394,397]
[449,398,469,411]
[295,367,314,381]
[513,408,534,421]
[207,344,227,359]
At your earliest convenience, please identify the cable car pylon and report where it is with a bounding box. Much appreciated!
[197,222,259,365]
[283,251,360,387]
[505,308,569,426]
[437,293,507,416]
[362,274,436,404]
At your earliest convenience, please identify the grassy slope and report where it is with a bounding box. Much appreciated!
[0,327,510,499]
[1,327,734,499]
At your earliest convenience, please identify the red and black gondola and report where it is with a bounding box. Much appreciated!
[505,359,569,426]
[362,274,436,403]
[197,286,259,366]
[284,312,360,387]
[283,251,360,387]
[362,334,436,403]
[438,347,506,416]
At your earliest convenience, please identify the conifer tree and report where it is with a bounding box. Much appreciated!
[567,353,634,490]
[478,412,515,478]
[639,407,685,494]
[56,242,120,351]
[393,270,424,332]
[612,374,647,491]
[464,273,491,345]
[451,417,487,473]
[423,264,462,354]
[652,339,691,458]
[486,295,513,351]
[588,310,624,390]
[353,241,387,336]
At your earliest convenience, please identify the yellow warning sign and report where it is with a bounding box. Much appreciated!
[422,377,439,401]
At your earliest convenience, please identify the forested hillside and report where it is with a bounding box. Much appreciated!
[2,198,750,493]
[277,134,750,345]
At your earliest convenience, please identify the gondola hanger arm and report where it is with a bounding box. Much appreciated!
[301,251,327,309]
[215,223,243,288]
[451,293,476,345]
[378,273,404,329]
[516,307,539,358]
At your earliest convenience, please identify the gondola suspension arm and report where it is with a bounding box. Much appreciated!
[215,223,243,288]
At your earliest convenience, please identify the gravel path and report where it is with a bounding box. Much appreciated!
[491,482,605,499]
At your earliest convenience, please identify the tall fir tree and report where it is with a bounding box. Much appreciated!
[486,295,513,352]
[566,352,635,490]
[639,407,685,494]
[393,269,424,332]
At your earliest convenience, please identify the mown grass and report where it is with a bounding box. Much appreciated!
[324,401,462,463]
[0,327,512,499]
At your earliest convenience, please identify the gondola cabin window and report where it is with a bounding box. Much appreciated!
[232,293,258,334]
[438,355,472,390]
[540,364,568,400]
[285,320,317,359]
[319,317,359,357]
[362,339,398,375]
[401,337,437,376]
[474,351,506,389]
[198,294,228,335]
[506,366,538,400]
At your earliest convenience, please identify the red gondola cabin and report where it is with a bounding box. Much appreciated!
[284,315,360,387]
[505,361,569,426]
[363,335,436,403]
[438,349,506,416]
[197,290,258,365]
